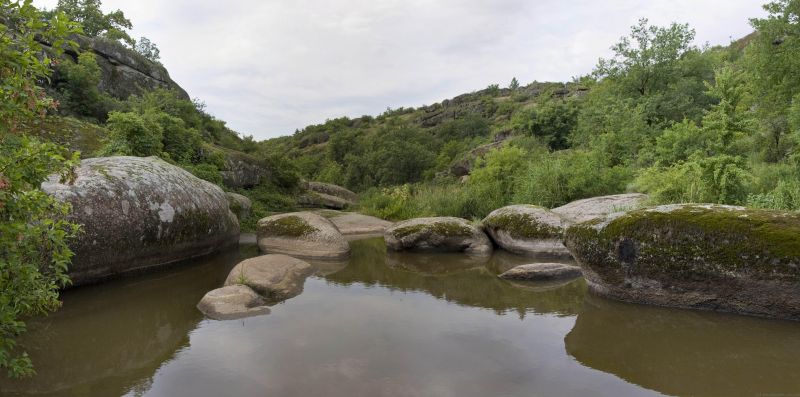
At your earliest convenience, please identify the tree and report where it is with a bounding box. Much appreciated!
[134,36,160,63]
[509,77,520,90]
[52,0,134,46]
[0,0,81,378]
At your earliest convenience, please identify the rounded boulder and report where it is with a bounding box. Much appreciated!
[384,217,492,255]
[482,205,569,257]
[256,212,351,260]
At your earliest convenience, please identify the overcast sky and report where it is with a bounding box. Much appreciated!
[35,0,766,140]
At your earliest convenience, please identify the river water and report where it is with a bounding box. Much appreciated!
[3,238,800,397]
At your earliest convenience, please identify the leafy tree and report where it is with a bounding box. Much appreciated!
[51,0,134,46]
[134,36,160,63]
[511,94,578,150]
[0,0,81,378]
[53,52,114,120]
[509,77,520,90]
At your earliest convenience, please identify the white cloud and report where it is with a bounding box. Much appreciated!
[34,0,766,139]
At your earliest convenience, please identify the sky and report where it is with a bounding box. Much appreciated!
[34,0,767,140]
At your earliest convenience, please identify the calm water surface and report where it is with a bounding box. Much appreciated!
[3,238,800,397]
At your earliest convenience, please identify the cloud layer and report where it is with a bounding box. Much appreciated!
[35,0,766,139]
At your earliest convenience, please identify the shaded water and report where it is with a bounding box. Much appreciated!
[3,238,800,397]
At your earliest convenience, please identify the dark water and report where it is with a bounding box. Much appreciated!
[3,238,800,397]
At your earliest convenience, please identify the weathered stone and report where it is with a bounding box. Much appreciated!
[499,263,582,281]
[197,285,269,320]
[224,254,314,300]
[257,212,351,260]
[482,205,569,257]
[304,181,358,203]
[552,193,648,225]
[42,156,239,286]
[384,217,492,255]
[297,192,350,210]
[328,212,393,239]
[226,192,252,220]
[564,204,800,320]
[218,150,267,189]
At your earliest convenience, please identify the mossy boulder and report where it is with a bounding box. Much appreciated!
[42,156,240,286]
[197,285,270,320]
[564,204,800,320]
[384,217,492,255]
[552,193,648,225]
[482,205,569,257]
[224,254,314,301]
[257,212,350,260]
[226,192,252,220]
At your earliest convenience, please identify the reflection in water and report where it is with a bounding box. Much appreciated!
[3,237,800,397]
[565,294,800,396]
[0,245,259,397]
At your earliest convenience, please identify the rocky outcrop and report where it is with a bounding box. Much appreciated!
[42,156,239,286]
[564,204,800,320]
[298,182,358,210]
[327,212,394,239]
[224,254,314,301]
[384,217,492,255]
[482,205,569,257]
[197,285,270,320]
[499,263,582,281]
[552,193,647,225]
[257,212,351,260]
[226,192,252,220]
[218,149,267,189]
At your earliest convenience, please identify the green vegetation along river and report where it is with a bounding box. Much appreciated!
[3,238,800,397]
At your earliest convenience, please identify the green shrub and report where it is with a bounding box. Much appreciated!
[103,111,163,156]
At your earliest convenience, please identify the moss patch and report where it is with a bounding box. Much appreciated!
[393,221,473,238]
[260,215,317,237]
[484,212,563,240]
[565,205,800,283]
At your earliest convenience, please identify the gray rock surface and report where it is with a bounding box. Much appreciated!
[219,151,266,189]
[299,182,358,209]
[226,192,252,220]
[42,156,239,286]
[304,181,358,203]
[552,193,648,225]
[564,203,800,321]
[224,254,314,300]
[257,212,351,260]
[499,263,582,281]
[482,205,569,257]
[328,212,394,238]
[384,217,492,255]
[197,285,270,320]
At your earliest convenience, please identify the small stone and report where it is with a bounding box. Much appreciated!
[499,263,582,281]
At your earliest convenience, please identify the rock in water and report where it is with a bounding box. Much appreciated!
[499,263,582,281]
[482,205,569,257]
[226,192,252,220]
[197,285,270,320]
[564,204,800,320]
[552,193,648,225]
[42,156,239,286]
[224,254,314,300]
[384,217,492,255]
[257,212,350,260]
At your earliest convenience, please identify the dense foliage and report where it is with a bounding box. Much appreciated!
[0,0,81,377]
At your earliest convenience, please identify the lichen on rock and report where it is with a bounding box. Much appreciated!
[384,217,492,255]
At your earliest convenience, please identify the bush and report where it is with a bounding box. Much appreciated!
[103,111,163,156]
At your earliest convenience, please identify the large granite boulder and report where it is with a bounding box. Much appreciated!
[298,181,358,210]
[552,193,647,225]
[224,254,314,300]
[327,212,394,239]
[197,285,270,320]
[257,212,350,260]
[482,205,569,257]
[384,217,492,255]
[42,156,239,286]
[564,204,800,320]
[226,192,252,220]
[499,263,582,281]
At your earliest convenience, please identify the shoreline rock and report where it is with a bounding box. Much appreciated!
[564,204,800,321]
[482,205,569,257]
[499,263,582,281]
[224,254,314,301]
[257,212,351,260]
[553,193,648,225]
[384,217,492,255]
[197,285,270,320]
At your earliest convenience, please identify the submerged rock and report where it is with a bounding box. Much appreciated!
[482,205,569,257]
[226,192,252,220]
[552,193,647,225]
[564,204,800,320]
[384,217,492,255]
[499,263,582,281]
[42,156,239,286]
[197,285,270,320]
[257,212,351,260]
[224,254,314,300]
